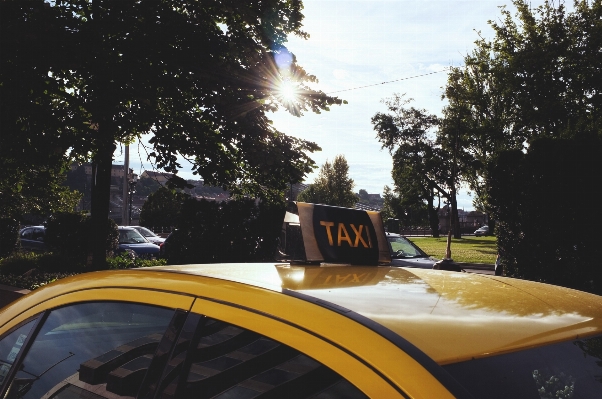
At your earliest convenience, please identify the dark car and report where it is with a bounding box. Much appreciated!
[474,225,490,236]
[129,226,165,245]
[117,227,160,258]
[18,226,46,252]
[386,233,438,269]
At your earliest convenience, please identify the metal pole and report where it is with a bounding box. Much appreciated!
[122,145,129,225]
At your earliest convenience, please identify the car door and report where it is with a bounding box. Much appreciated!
[0,294,388,398]
[0,288,194,399]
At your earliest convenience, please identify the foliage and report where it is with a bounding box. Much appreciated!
[442,0,602,211]
[1,0,343,270]
[380,186,430,230]
[297,155,356,207]
[106,252,166,270]
[409,236,498,265]
[487,137,602,295]
[0,156,82,224]
[45,213,118,270]
[164,198,285,265]
[139,187,191,229]
[0,270,78,291]
[0,252,80,275]
[64,165,91,211]
[0,218,20,259]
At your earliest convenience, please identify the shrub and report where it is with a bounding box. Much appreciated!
[45,213,118,270]
[106,252,166,269]
[487,137,602,295]
[0,218,19,258]
[0,252,41,275]
[165,198,285,265]
[0,271,77,291]
[0,252,84,275]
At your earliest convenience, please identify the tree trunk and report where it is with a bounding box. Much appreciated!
[90,139,116,270]
[451,186,461,239]
[426,189,440,238]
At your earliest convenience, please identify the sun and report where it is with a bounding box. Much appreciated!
[277,79,299,103]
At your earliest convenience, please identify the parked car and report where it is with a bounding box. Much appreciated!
[117,226,160,258]
[386,232,438,268]
[474,225,490,236]
[18,226,46,252]
[129,226,165,245]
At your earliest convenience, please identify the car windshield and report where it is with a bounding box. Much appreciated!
[444,334,602,398]
[135,226,157,237]
[119,229,148,244]
[387,236,427,258]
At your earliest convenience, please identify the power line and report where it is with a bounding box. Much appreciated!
[327,69,449,94]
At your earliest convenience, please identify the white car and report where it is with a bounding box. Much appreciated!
[474,226,490,236]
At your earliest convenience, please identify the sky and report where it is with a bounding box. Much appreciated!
[115,0,556,211]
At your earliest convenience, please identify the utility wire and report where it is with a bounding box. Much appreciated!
[327,69,449,94]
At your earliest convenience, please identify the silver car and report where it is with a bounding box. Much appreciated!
[129,226,165,245]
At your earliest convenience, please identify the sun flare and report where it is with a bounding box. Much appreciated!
[277,79,299,103]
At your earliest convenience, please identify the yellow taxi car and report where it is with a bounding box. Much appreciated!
[1,203,601,398]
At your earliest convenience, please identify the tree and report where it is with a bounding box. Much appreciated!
[1,1,343,269]
[297,155,356,207]
[442,0,602,212]
[372,94,455,238]
[380,185,430,233]
[139,187,191,229]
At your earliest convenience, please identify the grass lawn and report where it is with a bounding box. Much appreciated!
[408,236,498,265]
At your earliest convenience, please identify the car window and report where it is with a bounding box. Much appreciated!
[19,229,32,240]
[119,229,148,244]
[149,314,369,399]
[388,236,425,258]
[443,334,602,398]
[0,319,37,389]
[135,227,156,237]
[3,302,174,399]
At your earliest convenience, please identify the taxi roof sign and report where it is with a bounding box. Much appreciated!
[278,202,391,265]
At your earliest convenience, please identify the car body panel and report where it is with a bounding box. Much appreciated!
[117,226,160,256]
[389,256,438,268]
[18,226,46,252]
[2,263,602,398]
[0,268,453,398]
[142,264,602,364]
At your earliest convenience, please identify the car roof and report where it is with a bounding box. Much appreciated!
[3,263,602,366]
